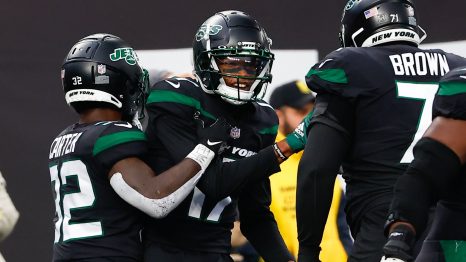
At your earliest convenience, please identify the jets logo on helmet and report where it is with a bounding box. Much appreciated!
[195,24,223,41]
[109,48,138,65]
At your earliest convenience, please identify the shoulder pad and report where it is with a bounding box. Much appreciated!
[147,77,202,105]
[305,48,352,96]
[433,67,466,120]
[93,121,146,156]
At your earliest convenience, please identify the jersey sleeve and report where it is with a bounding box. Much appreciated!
[305,49,352,96]
[93,122,147,169]
[433,67,466,120]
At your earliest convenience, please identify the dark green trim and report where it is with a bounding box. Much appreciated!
[93,131,146,156]
[147,90,216,120]
[438,82,466,96]
[259,125,278,135]
[440,240,466,261]
[306,68,348,84]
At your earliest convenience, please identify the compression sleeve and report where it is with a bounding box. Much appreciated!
[110,169,203,218]
[239,179,293,262]
[296,123,350,261]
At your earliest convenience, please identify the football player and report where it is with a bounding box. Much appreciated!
[143,10,303,262]
[295,0,466,261]
[382,67,466,261]
[51,34,231,261]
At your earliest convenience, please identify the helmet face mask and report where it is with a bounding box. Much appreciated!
[192,11,274,105]
[339,0,427,48]
[61,34,149,122]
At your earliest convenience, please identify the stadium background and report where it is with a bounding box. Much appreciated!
[1,0,465,260]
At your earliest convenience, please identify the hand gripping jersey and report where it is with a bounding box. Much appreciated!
[306,44,466,217]
[49,121,147,261]
[144,77,278,253]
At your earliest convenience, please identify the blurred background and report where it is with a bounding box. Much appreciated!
[1,0,465,260]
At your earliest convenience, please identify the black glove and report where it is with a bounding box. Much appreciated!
[196,115,231,155]
[381,224,415,262]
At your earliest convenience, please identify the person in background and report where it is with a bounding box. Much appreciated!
[269,80,352,261]
[0,171,19,262]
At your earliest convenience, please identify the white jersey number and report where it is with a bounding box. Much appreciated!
[50,160,102,242]
[188,187,231,222]
[396,82,438,163]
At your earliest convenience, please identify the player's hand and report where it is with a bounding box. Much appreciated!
[381,224,415,262]
[196,116,231,155]
[285,110,313,152]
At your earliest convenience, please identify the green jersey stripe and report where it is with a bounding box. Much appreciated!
[438,82,466,96]
[259,125,278,135]
[306,68,348,84]
[93,131,146,156]
[147,90,216,120]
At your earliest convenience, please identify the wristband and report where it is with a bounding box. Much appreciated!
[273,143,288,161]
[186,144,215,171]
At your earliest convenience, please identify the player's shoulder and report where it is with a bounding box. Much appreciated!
[305,48,359,96]
[147,76,202,104]
[433,67,466,120]
[96,121,144,136]
[251,100,279,135]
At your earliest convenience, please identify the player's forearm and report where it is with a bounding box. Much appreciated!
[241,212,293,262]
[272,139,294,164]
[296,123,348,253]
[197,146,281,201]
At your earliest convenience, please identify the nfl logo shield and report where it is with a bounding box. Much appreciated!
[97,64,106,74]
[230,127,241,139]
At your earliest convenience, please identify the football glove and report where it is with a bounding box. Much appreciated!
[195,115,231,155]
[285,110,313,152]
[381,224,415,262]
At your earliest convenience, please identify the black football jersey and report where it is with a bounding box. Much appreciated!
[306,44,466,213]
[49,121,147,260]
[434,66,466,121]
[143,77,278,253]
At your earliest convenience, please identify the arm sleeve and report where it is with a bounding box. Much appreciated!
[296,123,350,261]
[238,179,293,262]
[110,169,203,218]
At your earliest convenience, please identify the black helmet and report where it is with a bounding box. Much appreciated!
[192,10,274,105]
[339,0,426,47]
[61,33,149,121]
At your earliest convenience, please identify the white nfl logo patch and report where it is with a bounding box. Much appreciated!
[97,64,106,74]
[230,127,241,139]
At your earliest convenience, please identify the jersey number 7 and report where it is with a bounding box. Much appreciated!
[396,82,438,163]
